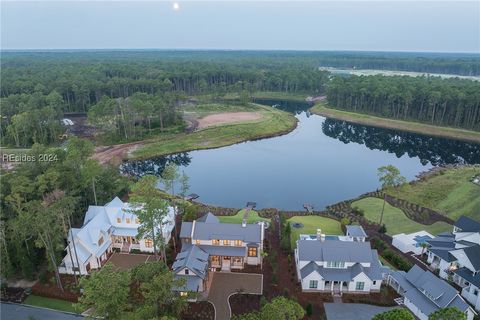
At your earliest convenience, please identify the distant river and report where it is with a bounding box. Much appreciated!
[121,99,480,211]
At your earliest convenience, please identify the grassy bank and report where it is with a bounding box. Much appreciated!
[311,103,480,143]
[386,167,480,221]
[23,295,77,313]
[352,197,452,236]
[251,91,309,102]
[131,103,297,160]
[218,209,270,224]
[287,216,342,248]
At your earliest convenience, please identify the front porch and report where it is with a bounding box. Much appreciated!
[210,255,244,271]
[112,235,140,252]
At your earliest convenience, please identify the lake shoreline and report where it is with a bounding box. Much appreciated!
[129,103,299,160]
[311,103,480,144]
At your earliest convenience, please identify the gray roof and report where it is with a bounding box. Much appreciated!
[197,212,219,224]
[394,265,471,316]
[172,244,209,279]
[428,248,456,262]
[300,260,384,282]
[346,225,367,237]
[198,245,246,257]
[454,267,480,288]
[461,245,480,271]
[179,216,262,243]
[180,222,193,238]
[297,240,374,263]
[173,275,203,292]
[454,216,480,232]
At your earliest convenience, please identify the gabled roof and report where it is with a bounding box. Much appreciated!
[197,212,219,224]
[346,225,367,237]
[172,244,209,279]
[180,214,262,243]
[297,239,374,263]
[454,216,480,232]
[452,245,480,271]
[396,265,471,316]
[299,260,385,282]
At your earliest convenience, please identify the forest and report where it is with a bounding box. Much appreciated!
[326,75,480,131]
[1,51,479,147]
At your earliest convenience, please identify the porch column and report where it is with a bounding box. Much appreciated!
[340,281,343,292]
[330,281,333,291]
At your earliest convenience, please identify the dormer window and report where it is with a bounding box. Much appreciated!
[98,236,104,246]
[326,261,345,268]
[223,240,231,246]
[195,240,200,245]
[117,218,122,223]
[126,218,131,224]
[234,240,242,246]
[212,239,220,245]
[185,269,189,275]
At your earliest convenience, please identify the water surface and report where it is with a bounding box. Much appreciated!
[122,99,480,210]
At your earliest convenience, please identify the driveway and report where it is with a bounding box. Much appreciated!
[324,303,400,320]
[207,272,263,320]
[1,302,84,320]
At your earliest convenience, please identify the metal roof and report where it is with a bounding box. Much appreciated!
[297,239,374,263]
[346,225,367,237]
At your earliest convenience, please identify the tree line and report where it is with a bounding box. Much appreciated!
[326,75,480,131]
[0,138,130,282]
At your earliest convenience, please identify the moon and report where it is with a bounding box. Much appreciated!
[173,2,180,11]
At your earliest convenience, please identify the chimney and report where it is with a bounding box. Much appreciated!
[316,229,322,241]
[242,219,247,227]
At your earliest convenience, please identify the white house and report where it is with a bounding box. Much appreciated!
[295,226,388,295]
[392,231,434,255]
[425,216,480,312]
[388,265,476,320]
[59,197,175,275]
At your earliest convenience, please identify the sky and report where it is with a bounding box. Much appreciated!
[1,1,479,53]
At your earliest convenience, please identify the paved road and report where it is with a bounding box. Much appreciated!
[325,303,399,320]
[1,302,84,320]
[207,272,263,320]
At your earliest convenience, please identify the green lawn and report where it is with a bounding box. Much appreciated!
[352,197,452,236]
[287,215,343,248]
[218,209,270,224]
[311,103,480,143]
[131,103,297,159]
[23,295,77,313]
[386,167,480,221]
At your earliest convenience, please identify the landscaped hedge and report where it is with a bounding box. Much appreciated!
[382,249,412,271]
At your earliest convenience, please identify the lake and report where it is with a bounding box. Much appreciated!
[121,99,480,210]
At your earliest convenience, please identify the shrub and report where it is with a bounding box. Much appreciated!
[39,271,48,284]
[305,303,313,316]
[378,224,387,234]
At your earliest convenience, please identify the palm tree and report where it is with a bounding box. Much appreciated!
[377,165,406,226]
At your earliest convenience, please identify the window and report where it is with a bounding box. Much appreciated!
[211,256,220,264]
[180,292,188,297]
[212,239,220,245]
[98,236,104,246]
[195,240,200,245]
[234,240,242,246]
[355,282,365,291]
[474,289,479,296]
[126,218,131,224]
[223,240,231,246]
[248,247,257,257]
[373,281,377,285]
[327,261,345,268]
[117,217,122,223]
[185,269,189,275]
[233,257,242,265]
[135,218,140,224]
[145,239,153,248]
[309,280,318,289]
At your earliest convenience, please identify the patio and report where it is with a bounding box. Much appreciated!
[105,252,156,270]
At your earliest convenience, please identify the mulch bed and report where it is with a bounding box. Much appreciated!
[31,273,80,303]
[230,294,261,316]
[342,286,399,307]
[182,301,215,320]
[0,287,27,303]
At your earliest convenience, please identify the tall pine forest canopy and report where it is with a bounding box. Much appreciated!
[1,51,479,148]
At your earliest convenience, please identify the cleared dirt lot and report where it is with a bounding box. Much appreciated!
[197,112,263,129]
[106,253,155,270]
